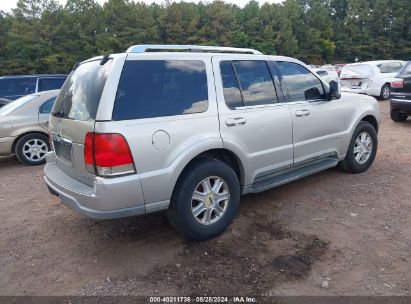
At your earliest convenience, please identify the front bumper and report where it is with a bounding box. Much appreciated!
[0,136,15,156]
[44,152,146,219]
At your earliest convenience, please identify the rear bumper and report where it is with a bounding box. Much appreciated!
[0,136,15,156]
[390,98,411,113]
[341,86,380,97]
[44,152,147,219]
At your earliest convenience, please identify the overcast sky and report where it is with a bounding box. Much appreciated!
[1,0,283,12]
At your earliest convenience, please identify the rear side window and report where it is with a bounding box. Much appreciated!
[113,60,208,120]
[0,78,36,97]
[52,59,113,121]
[378,62,403,74]
[38,78,66,92]
[220,60,278,108]
[39,96,56,114]
[277,62,326,102]
[220,61,243,109]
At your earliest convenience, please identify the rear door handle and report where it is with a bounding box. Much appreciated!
[295,109,310,117]
[226,117,247,127]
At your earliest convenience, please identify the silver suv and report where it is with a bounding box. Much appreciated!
[44,45,380,240]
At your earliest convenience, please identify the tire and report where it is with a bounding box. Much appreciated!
[380,84,391,100]
[167,158,240,240]
[340,121,378,174]
[15,133,50,166]
[390,110,407,122]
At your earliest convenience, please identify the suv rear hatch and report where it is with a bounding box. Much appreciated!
[49,57,114,186]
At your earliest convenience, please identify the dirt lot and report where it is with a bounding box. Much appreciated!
[0,101,410,296]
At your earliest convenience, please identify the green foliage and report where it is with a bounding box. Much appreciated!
[0,0,410,75]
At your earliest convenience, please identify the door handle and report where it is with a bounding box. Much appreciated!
[295,109,310,117]
[225,117,247,127]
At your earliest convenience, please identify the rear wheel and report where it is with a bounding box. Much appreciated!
[390,110,407,122]
[167,158,240,240]
[380,84,391,100]
[15,133,49,166]
[340,122,378,174]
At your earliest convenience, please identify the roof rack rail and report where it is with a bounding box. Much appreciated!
[126,44,263,55]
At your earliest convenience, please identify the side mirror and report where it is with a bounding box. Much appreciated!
[328,80,341,100]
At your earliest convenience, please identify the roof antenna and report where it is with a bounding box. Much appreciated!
[100,54,110,65]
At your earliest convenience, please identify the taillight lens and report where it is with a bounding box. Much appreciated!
[391,80,404,89]
[84,132,135,177]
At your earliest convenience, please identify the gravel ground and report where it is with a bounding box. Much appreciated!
[0,100,410,296]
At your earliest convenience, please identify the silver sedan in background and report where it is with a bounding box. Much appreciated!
[0,90,58,165]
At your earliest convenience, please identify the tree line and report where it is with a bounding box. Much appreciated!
[0,0,410,75]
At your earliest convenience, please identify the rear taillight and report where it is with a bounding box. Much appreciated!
[391,80,404,89]
[84,132,135,177]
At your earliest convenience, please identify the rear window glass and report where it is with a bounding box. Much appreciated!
[378,62,403,74]
[38,78,66,92]
[341,64,373,78]
[113,60,208,120]
[52,59,112,121]
[0,78,36,97]
[0,95,38,117]
[400,62,411,75]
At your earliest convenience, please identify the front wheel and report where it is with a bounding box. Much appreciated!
[167,158,240,240]
[15,133,50,166]
[340,122,378,174]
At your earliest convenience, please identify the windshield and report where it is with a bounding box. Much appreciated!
[0,95,38,117]
[52,59,113,121]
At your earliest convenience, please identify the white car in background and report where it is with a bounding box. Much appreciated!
[314,67,339,83]
[340,60,405,99]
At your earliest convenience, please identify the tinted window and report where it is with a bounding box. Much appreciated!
[316,70,328,76]
[52,59,113,121]
[400,62,411,75]
[220,61,243,109]
[277,62,326,102]
[38,78,66,92]
[232,61,277,106]
[39,96,57,114]
[0,78,36,98]
[113,60,208,120]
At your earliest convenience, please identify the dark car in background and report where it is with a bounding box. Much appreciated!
[390,61,411,122]
[0,74,67,106]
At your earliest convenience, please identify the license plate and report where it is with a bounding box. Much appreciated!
[52,136,72,163]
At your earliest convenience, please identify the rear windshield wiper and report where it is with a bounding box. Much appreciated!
[52,110,65,118]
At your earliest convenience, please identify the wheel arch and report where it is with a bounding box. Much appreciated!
[360,115,379,133]
[172,148,245,194]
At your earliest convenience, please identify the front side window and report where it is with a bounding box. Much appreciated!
[39,96,57,114]
[277,62,326,102]
[113,60,208,120]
